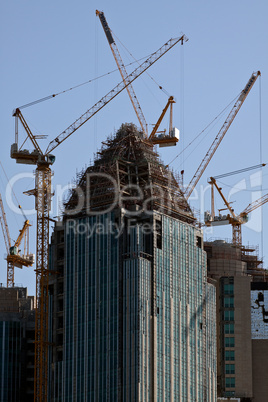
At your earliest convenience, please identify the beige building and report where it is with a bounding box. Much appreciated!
[205,239,268,402]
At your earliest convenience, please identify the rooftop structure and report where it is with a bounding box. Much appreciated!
[63,123,192,222]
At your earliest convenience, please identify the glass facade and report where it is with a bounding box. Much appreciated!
[53,210,216,401]
[64,213,119,401]
[0,321,21,402]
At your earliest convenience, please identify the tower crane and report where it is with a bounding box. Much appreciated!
[10,33,186,401]
[96,10,182,147]
[149,95,180,147]
[204,176,268,246]
[96,9,148,135]
[184,71,261,200]
[0,192,33,287]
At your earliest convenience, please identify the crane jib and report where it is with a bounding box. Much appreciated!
[243,71,260,95]
[243,77,255,95]
[45,34,186,155]
[184,70,260,200]
[99,13,114,45]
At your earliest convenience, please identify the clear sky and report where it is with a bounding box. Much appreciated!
[1,0,268,295]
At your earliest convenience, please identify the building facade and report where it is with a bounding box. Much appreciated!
[49,124,217,401]
[0,286,35,402]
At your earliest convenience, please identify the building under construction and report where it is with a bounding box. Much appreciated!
[205,239,268,401]
[48,123,217,401]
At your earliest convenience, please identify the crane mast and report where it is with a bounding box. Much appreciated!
[96,10,148,135]
[148,95,179,146]
[11,32,186,401]
[184,71,261,200]
[34,162,51,401]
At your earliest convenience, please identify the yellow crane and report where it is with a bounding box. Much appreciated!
[148,95,180,147]
[11,32,186,401]
[205,176,268,246]
[96,10,181,147]
[184,71,261,200]
[0,192,33,287]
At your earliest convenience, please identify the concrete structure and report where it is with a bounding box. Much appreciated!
[49,124,217,401]
[205,239,268,401]
[0,286,35,401]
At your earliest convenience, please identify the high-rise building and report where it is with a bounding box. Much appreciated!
[49,124,217,401]
[205,239,268,402]
[0,286,35,402]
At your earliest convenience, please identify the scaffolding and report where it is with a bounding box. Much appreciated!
[204,238,268,281]
[63,123,195,224]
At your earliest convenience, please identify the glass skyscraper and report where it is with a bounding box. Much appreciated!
[49,124,216,401]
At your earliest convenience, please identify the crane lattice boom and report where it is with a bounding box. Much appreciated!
[240,193,268,217]
[184,71,261,200]
[96,10,148,135]
[45,34,187,155]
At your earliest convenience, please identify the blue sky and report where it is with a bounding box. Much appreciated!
[1,0,268,295]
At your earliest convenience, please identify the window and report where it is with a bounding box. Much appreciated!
[224,310,234,321]
[225,350,235,361]
[156,219,162,249]
[225,364,235,374]
[225,377,235,388]
[225,337,235,347]
[224,323,234,334]
[224,283,234,295]
[224,296,234,308]
[196,236,202,248]
[224,391,235,397]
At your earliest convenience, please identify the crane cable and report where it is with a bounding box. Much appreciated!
[94,15,99,150]
[17,56,152,110]
[259,74,264,264]
[213,163,266,180]
[112,30,171,97]
[180,39,184,170]
[167,92,240,167]
[0,162,28,225]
